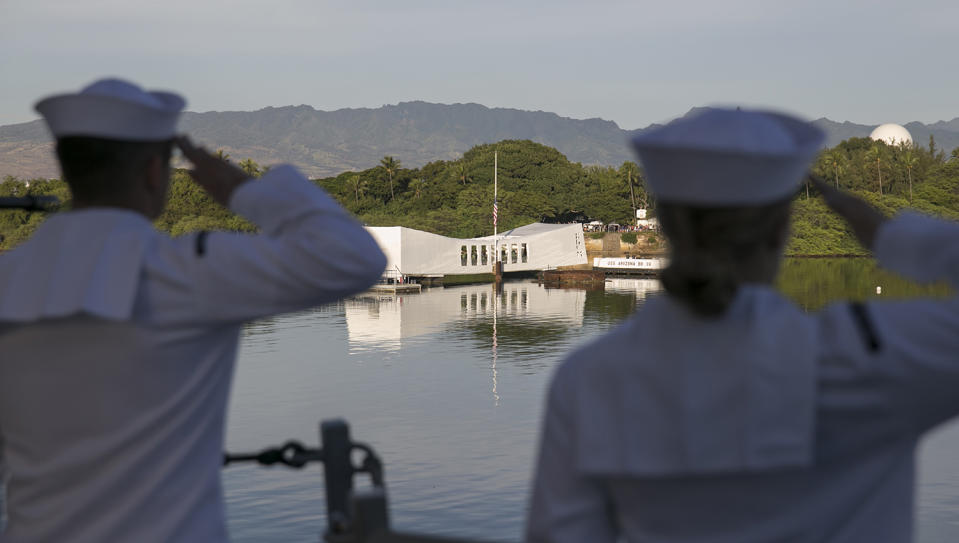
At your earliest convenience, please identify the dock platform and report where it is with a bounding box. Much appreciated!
[368,284,422,294]
[540,269,606,288]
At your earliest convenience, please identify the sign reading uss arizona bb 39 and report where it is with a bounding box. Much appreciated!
[592,257,666,270]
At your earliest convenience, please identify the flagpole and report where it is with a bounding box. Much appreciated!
[494,151,498,262]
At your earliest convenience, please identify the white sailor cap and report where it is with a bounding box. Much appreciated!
[630,108,825,206]
[35,78,185,141]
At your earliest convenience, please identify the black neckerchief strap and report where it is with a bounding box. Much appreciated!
[850,302,881,353]
[195,230,209,257]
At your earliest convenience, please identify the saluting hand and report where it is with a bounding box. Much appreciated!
[810,174,887,251]
[176,136,251,207]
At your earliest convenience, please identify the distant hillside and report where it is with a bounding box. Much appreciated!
[811,118,959,152]
[625,107,959,152]
[2,101,958,179]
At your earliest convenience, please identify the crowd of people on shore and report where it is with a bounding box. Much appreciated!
[1,79,958,543]
[581,222,659,233]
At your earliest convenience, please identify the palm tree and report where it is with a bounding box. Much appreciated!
[902,150,919,202]
[347,174,367,204]
[380,156,400,201]
[238,158,261,178]
[456,162,472,185]
[214,149,231,162]
[823,150,844,189]
[865,145,885,197]
[620,162,638,224]
[410,178,427,199]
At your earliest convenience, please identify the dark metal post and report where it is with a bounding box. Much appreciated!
[322,419,354,535]
[0,196,58,211]
[350,490,390,541]
[227,418,497,543]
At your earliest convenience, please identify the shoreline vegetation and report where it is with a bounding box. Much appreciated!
[2,138,958,256]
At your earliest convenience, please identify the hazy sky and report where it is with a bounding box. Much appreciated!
[2,0,956,129]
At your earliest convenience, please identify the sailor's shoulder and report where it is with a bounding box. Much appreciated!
[145,227,270,265]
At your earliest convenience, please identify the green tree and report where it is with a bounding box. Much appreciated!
[823,150,845,188]
[347,174,367,203]
[380,156,400,201]
[214,149,231,162]
[238,158,262,178]
[410,178,427,199]
[456,162,472,185]
[902,150,919,202]
[620,162,639,225]
[581,165,631,224]
[865,145,885,196]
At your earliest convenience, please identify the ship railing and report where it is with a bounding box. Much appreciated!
[379,266,414,286]
[224,419,501,543]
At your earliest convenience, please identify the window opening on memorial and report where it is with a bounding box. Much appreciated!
[481,246,488,266]
[460,245,467,266]
[521,243,528,263]
[510,244,518,264]
[471,245,478,266]
[501,245,508,264]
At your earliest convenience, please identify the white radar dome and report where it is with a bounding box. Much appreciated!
[869,124,913,146]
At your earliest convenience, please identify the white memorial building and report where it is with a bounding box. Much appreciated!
[366,223,587,277]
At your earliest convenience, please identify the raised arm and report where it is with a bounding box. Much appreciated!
[813,172,959,291]
[812,175,959,432]
[810,175,887,252]
[143,137,386,325]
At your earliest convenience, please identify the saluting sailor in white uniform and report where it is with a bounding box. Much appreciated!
[527,108,959,542]
[0,79,386,542]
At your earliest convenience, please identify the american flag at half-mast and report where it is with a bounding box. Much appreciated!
[493,198,498,226]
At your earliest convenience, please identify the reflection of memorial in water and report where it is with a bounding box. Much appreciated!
[603,277,662,300]
[344,281,586,352]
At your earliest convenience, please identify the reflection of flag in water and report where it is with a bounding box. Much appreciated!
[492,289,499,407]
[493,199,498,226]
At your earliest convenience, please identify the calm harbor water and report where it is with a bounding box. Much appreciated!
[221,257,958,542]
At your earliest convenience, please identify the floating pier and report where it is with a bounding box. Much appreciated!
[368,283,422,294]
[540,269,606,288]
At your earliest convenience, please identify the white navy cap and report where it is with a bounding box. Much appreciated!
[35,78,185,141]
[630,108,825,206]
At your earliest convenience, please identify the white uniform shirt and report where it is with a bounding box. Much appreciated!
[0,166,386,543]
[528,212,959,543]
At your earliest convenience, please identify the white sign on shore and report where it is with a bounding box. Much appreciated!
[593,257,665,270]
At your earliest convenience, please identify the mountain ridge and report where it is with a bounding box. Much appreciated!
[2,102,958,180]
